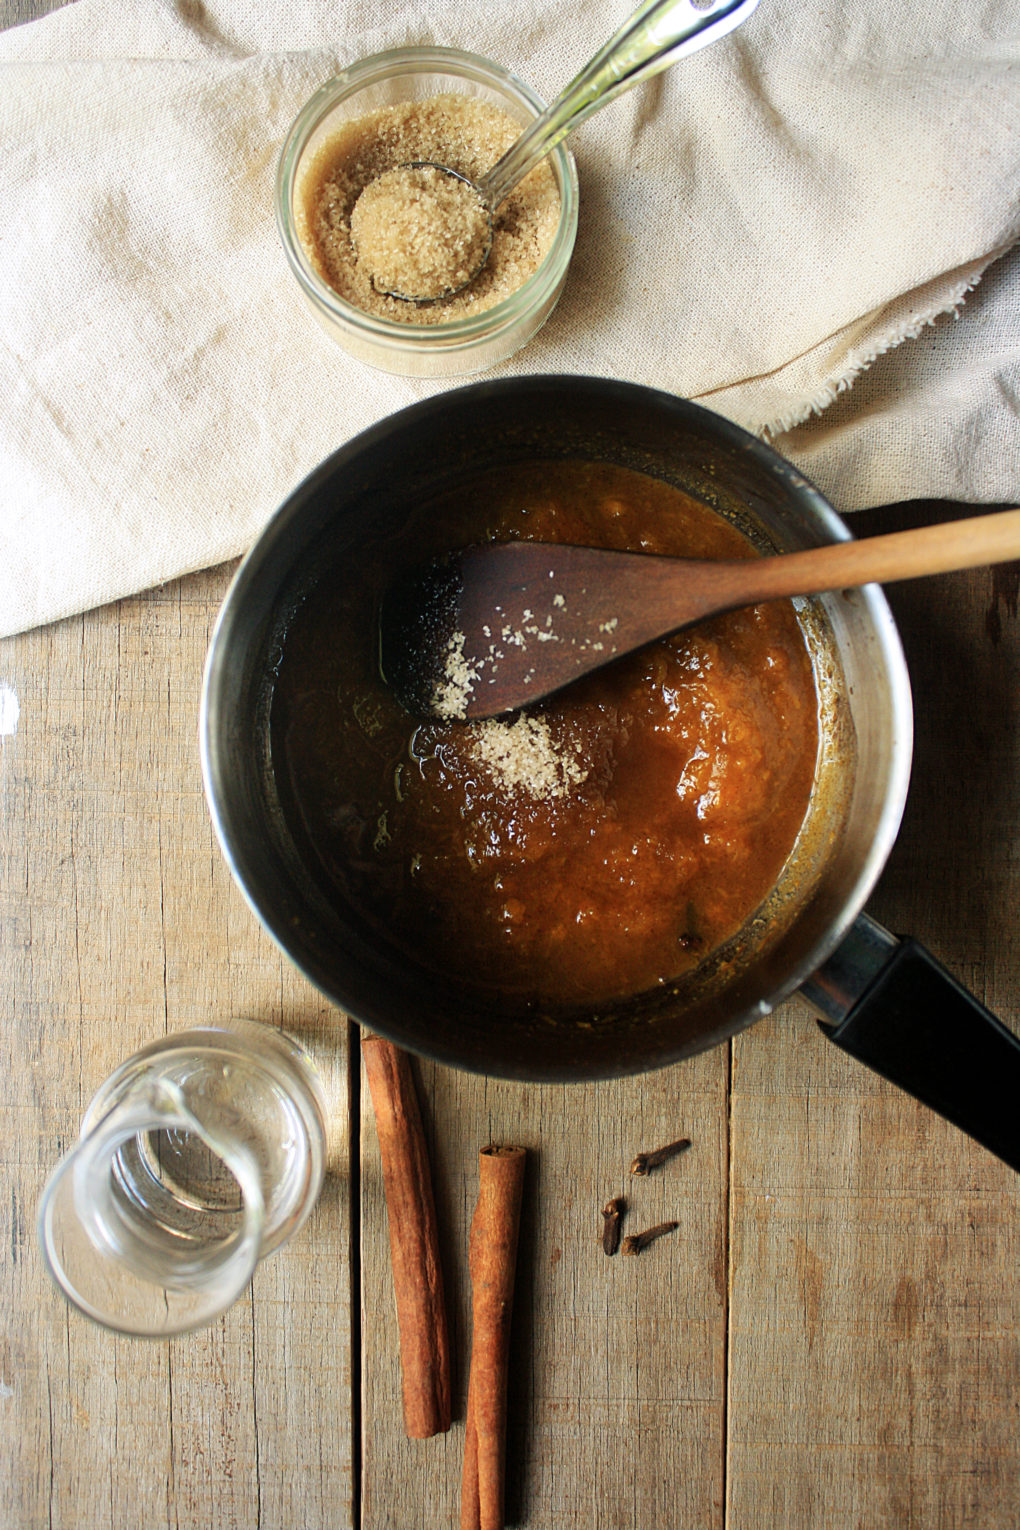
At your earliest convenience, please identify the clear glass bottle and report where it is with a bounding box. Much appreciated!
[37,1020,327,1337]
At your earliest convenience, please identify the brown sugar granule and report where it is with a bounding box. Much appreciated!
[432,630,481,721]
[295,95,561,325]
[349,164,491,301]
[467,714,588,799]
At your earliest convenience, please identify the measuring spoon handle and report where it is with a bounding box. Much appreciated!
[479,0,760,209]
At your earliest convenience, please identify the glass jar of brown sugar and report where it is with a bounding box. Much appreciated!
[275,47,579,378]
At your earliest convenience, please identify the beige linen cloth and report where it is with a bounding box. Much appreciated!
[1,0,1018,637]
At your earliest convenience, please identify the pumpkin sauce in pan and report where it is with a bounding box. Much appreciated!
[270,461,820,1007]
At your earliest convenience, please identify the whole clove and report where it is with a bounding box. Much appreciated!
[629,1136,691,1177]
[622,1220,679,1256]
[601,1197,625,1256]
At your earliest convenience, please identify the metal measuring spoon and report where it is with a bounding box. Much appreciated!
[351,0,761,303]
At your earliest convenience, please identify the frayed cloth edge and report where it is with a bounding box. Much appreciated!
[756,260,998,440]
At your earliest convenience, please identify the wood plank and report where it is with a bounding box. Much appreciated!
[359,1049,731,1528]
[0,569,354,1530]
[727,528,1020,1529]
[0,0,67,28]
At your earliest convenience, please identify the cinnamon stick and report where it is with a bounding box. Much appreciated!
[461,1144,526,1530]
[362,1036,451,1438]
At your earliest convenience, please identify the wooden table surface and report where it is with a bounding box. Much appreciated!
[2,9,1019,1525]
[2,498,1019,1529]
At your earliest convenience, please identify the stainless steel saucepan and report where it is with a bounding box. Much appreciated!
[200,377,1020,1171]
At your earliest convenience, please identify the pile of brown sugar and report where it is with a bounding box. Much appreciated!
[349,164,491,301]
[295,94,562,325]
[467,714,589,800]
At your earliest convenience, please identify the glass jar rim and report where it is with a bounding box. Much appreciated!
[274,45,579,348]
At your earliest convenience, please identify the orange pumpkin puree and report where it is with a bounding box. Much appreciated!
[271,461,819,1007]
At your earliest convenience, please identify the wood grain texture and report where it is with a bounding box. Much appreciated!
[0,570,354,1530]
[0,0,68,28]
[359,1051,731,1529]
[727,513,1020,1528]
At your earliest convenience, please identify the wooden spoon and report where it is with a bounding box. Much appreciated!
[379,507,1020,720]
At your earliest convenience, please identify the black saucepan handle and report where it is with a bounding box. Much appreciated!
[800,913,1020,1172]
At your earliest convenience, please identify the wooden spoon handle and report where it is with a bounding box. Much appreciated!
[734,506,1020,606]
